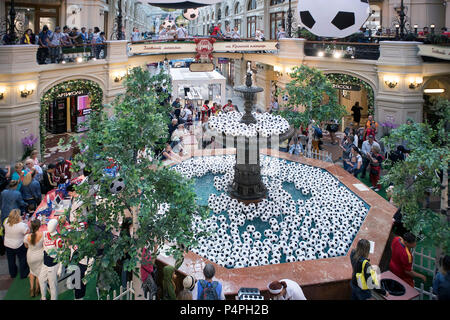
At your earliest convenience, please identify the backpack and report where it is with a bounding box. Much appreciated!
[314,126,323,138]
[356,259,379,290]
[142,273,158,300]
[0,168,9,192]
[198,280,219,300]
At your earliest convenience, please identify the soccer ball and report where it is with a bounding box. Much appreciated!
[161,19,175,29]
[297,0,370,38]
[282,94,289,102]
[109,177,125,194]
[183,8,199,21]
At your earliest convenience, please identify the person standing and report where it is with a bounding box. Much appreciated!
[162,265,177,300]
[131,27,141,42]
[360,135,380,179]
[345,145,363,177]
[1,181,27,223]
[23,219,44,297]
[211,23,224,38]
[349,239,377,300]
[231,26,240,39]
[176,24,188,40]
[201,100,210,123]
[41,163,58,195]
[326,119,339,145]
[433,255,450,300]
[351,102,363,126]
[277,27,286,39]
[267,279,307,300]
[367,145,384,191]
[223,100,235,113]
[48,26,63,63]
[37,25,51,64]
[55,157,72,184]
[364,115,378,139]
[3,209,29,279]
[20,29,35,44]
[389,232,427,287]
[80,27,88,43]
[270,97,279,113]
[340,135,354,171]
[177,275,196,300]
[192,263,225,300]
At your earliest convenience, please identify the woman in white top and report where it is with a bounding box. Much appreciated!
[3,209,30,279]
[231,27,240,39]
[24,219,44,297]
[131,27,141,42]
[267,279,307,300]
[158,25,167,40]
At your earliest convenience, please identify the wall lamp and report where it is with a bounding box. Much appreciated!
[0,87,5,100]
[384,75,399,88]
[113,71,127,82]
[408,77,423,89]
[274,65,283,77]
[19,84,35,98]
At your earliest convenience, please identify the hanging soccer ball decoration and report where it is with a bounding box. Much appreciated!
[161,19,175,29]
[297,0,371,38]
[110,177,125,194]
[183,8,199,20]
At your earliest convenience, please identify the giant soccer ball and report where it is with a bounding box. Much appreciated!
[109,177,125,194]
[161,19,175,29]
[183,8,199,20]
[297,0,370,38]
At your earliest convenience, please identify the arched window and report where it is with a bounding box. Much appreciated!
[217,8,222,20]
[234,2,241,14]
[247,0,256,11]
[225,6,229,17]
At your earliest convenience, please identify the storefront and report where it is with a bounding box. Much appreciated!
[6,1,61,35]
[46,90,91,134]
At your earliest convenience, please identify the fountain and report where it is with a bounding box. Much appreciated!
[155,72,397,300]
[208,72,294,202]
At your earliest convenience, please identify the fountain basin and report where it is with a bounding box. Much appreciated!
[156,148,397,299]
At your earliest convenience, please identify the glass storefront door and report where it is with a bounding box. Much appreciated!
[6,3,59,36]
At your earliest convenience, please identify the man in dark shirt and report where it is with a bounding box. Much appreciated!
[351,102,363,127]
[38,25,51,64]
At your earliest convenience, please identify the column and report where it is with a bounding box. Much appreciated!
[376,41,424,129]
[0,45,40,166]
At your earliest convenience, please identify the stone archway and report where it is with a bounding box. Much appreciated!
[325,72,376,129]
[39,79,103,155]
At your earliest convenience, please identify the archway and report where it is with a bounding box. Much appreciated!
[325,73,376,128]
[422,76,450,123]
[39,79,103,155]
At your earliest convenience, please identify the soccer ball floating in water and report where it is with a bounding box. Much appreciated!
[297,0,370,38]
[110,177,125,194]
[183,8,199,20]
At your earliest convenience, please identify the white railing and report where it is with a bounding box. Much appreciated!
[412,246,437,275]
[302,149,333,163]
[412,245,439,300]
[415,282,438,300]
[96,281,151,300]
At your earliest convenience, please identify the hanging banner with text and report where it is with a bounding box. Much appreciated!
[128,40,279,55]
[418,44,450,60]
[332,84,361,91]
[128,42,197,55]
[213,41,279,52]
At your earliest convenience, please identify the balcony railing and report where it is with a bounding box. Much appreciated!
[36,42,107,65]
[304,41,380,60]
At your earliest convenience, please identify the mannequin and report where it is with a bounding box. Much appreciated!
[39,218,63,300]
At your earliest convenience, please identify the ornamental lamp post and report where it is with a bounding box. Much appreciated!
[7,0,16,44]
[394,0,407,40]
[287,0,293,38]
[117,0,123,40]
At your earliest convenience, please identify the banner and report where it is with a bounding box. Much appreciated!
[332,84,361,91]
[418,44,450,60]
[128,42,197,54]
[214,41,279,52]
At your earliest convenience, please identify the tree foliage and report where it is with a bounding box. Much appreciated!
[57,67,208,295]
[274,65,348,129]
[380,97,450,253]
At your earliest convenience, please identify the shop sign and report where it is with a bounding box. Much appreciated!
[418,45,450,60]
[218,58,229,64]
[332,84,361,91]
[214,41,279,52]
[78,108,91,116]
[189,62,214,72]
[128,42,197,54]
[57,90,87,98]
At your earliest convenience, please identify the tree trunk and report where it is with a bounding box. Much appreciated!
[307,124,313,157]
[435,167,448,277]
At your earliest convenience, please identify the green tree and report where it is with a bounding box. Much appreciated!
[274,65,347,153]
[57,67,208,297]
[380,97,449,260]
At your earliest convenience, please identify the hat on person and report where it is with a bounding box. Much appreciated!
[183,275,196,291]
[57,156,65,163]
[368,134,374,139]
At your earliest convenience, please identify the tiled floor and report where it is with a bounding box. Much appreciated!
[0,255,13,300]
